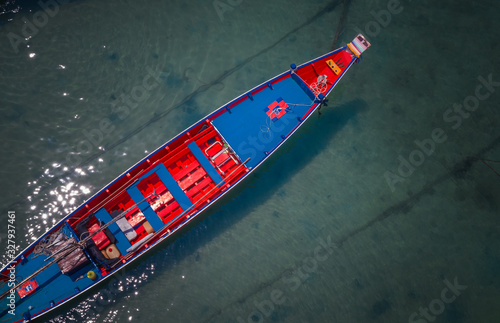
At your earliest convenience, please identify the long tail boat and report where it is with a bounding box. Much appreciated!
[0,35,370,322]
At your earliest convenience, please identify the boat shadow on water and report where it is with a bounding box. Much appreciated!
[44,98,368,322]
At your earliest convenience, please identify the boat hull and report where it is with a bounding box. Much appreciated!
[0,35,370,322]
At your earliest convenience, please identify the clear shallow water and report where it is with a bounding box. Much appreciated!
[0,0,499,322]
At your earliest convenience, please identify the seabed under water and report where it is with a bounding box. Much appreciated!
[0,0,499,322]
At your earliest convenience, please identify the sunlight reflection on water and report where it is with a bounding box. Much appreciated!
[22,162,98,244]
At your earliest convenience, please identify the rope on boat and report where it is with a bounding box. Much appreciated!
[259,72,330,137]
[2,2,353,298]
[121,156,251,262]
[74,190,160,249]
[0,159,252,301]
[32,230,69,259]
[260,118,273,141]
[467,157,500,177]
[0,191,160,301]
[332,0,351,50]
[310,75,329,96]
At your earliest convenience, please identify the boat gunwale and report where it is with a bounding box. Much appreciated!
[1,44,361,322]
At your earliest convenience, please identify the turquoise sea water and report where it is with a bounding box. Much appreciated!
[1,0,499,322]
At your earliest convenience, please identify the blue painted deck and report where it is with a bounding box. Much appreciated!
[155,164,193,209]
[0,225,98,321]
[126,163,194,232]
[212,75,313,169]
[187,141,224,185]
[95,208,132,254]
[126,185,164,232]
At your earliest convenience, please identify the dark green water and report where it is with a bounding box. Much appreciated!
[0,0,499,322]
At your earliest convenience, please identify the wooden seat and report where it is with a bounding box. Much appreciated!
[178,167,207,190]
[185,176,213,200]
[161,200,181,216]
[172,162,199,181]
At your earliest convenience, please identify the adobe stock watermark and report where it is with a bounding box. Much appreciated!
[234,76,323,163]
[65,67,162,166]
[409,277,467,323]
[384,73,499,191]
[213,0,243,23]
[353,0,405,40]
[236,110,297,163]
[236,235,337,323]
[5,211,17,316]
[7,0,65,54]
